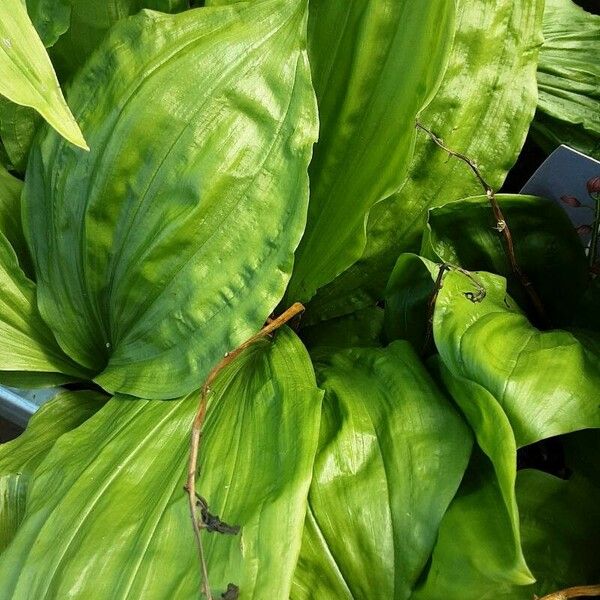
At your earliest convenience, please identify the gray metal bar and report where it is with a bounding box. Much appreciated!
[0,386,58,428]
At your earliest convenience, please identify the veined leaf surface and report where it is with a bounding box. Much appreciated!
[532,0,600,158]
[286,0,455,302]
[292,341,472,599]
[305,0,544,325]
[0,390,106,553]
[24,0,318,399]
[433,269,600,446]
[0,0,86,149]
[0,328,322,599]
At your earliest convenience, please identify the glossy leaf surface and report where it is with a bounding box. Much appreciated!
[532,0,600,158]
[422,194,589,325]
[0,390,106,553]
[434,269,600,446]
[285,0,454,302]
[24,1,318,398]
[292,341,472,599]
[0,327,323,599]
[0,0,86,149]
[0,232,89,386]
[49,0,190,81]
[306,0,544,324]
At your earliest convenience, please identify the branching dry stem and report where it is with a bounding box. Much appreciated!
[536,584,600,600]
[415,121,548,326]
[185,302,305,599]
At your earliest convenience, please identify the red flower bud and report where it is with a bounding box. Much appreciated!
[576,224,593,236]
[560,195,581,207]
[587,175,600,196]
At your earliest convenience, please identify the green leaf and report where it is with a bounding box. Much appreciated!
[0,0,87,149]
[383,253,439,352]
[305,0,545,324]
[24,1,318,399]
[532,0,600,159]
[292,341,472,599]
[300,305,384,351]
[0,389,106,553]
[26,0,72,47]
[421,194,590,326]
[0,164,32,276]
[49,0,190,81]
[433,269,600,446]
[0,99,41,174]
[0,232,90,386]
[284,0,455,303]
[504,469,600,598]
[0,327,323,599]
[412,451,535,600]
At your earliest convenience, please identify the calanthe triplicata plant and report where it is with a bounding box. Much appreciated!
[0,0,598,599]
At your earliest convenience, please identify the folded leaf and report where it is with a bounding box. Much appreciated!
[421,194,589,326]
[305,0,544,324]
[292,341,472,599]
[434,269,600,446]
[532,0,600,158]
[24,0,318,399]
[503,468,600,598]
[0,389,106,553]
[0,327,323,599]
[0,0,87,149]
[0,232,90,386]
[412,450,535,600]
[284,0,455,302]
[0,99,41,175]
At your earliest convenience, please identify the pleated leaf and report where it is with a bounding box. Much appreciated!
[0,390,106,553]
[433,269,600,446]
[0,327,323,599]
[24,0,318,399]
[305,0,544,325]
[532,0,600,158]
[0,0,86,149]
[291,341,472,599]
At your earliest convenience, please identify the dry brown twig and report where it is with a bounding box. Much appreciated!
[185,302,305,599]
[415,121,548,326]
[535,584,600,600]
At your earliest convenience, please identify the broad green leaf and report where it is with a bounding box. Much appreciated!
[0,232,89,386]
[24,1,318,399]
[0,0,87,149]
[412,451,535,600]
[49,0,190,81]
[0,389,106,553]
[283,0,455,302]
[421,194,590,326]
[292,341,472,599]
[434,269,600,446]
[305,0,545,325]
[0,327,323,599]
[26,0,72,47]
[0,164,32,276]
[532,0,600,159]
[300,305,383,351]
